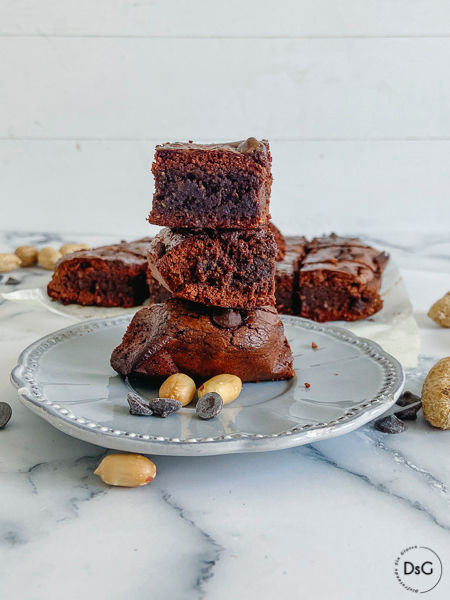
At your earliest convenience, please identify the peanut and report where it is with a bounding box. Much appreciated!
[38,247,62,270]
[198,374,242,405]
[60,243,90,256]
[422,357,450,430]
[94,454,156,487]
[159,373,196,406]
[428,292,450,328]
[14,245,38,267]
[0,253,21,273]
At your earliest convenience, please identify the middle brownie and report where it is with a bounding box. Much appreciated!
[147,227,277,308]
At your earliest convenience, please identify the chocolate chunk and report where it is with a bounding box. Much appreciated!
[127,393,153,416]
[0,402,12,429]
[196,392,223,420]
[374,414,405,434]
[211,308,243,329]
[148,398,182,418]
[395,391,422,420]
[396,391,421,407]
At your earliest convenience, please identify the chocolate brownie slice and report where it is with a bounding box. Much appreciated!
[298,253,384,323]
[110,298,294,382]
[147,226,277,308]
[48,239,152,308]
[275,236,307,314]
[148,138,272,229]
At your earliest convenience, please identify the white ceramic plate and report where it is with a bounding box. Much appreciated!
[11,315,404,456]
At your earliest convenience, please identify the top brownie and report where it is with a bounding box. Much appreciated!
[148,138,272,229]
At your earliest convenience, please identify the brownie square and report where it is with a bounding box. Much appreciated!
[148,138,272,229]
[298,253,383,322]
[147,226,277,308]
[48,238,152,308]
[110,298,294,382]
[275,236,307,314]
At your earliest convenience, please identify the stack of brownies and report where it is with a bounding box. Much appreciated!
[110,138,294,382]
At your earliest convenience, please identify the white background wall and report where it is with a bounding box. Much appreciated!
[1,1,449,238]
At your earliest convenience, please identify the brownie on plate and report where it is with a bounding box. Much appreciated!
[48,239,152,308]
[147,226,277,308]
[148,138,272,229]
[110,298,294,382]
[297,235,388,322]
[275,236,307,314]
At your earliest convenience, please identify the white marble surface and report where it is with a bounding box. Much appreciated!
[1,231,449,600]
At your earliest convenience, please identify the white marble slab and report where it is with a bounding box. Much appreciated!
[0,231,449,600]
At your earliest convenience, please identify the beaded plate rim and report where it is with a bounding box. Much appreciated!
[11,315,405,455]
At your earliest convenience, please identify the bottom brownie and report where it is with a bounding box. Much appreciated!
[110,298,294,382]
[48,239,152,308]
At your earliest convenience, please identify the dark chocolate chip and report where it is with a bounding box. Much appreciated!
[127,393,153,416]
[395,401,422,420]
[0,402,12,429]
[394,391,422,420]
[148,398,182,418]
[374,414,405,434]
[211,308,243,330]
[396,391,421,408]
[196,392,223,420]
[5,277,21,286]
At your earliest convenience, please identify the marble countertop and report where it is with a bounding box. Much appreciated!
[1,231,449,600]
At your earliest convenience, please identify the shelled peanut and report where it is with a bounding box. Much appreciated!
[0,242,90,274]
[94,454,157,487]
[0,253,21,273]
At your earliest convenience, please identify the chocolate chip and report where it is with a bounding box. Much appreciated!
[394,391,422,420]
[148,398,182,418]
[211,308,243,329]
[196,392,223,420]
[5,277,20,286]
[127,393,153,416]
[395,404,421,420]
[374,414,405,434]
[396,391,421,407]
[0,402,12,429]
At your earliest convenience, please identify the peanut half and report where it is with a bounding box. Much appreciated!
[15,245,38,267]
[428,292,450,328]
[60,243,90,256]
[94,454,157,487]
[422,357,450,430]
[159,373,196,406]
[198,374,242,405]
[38,247,62,270]
[0,253,21,273]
